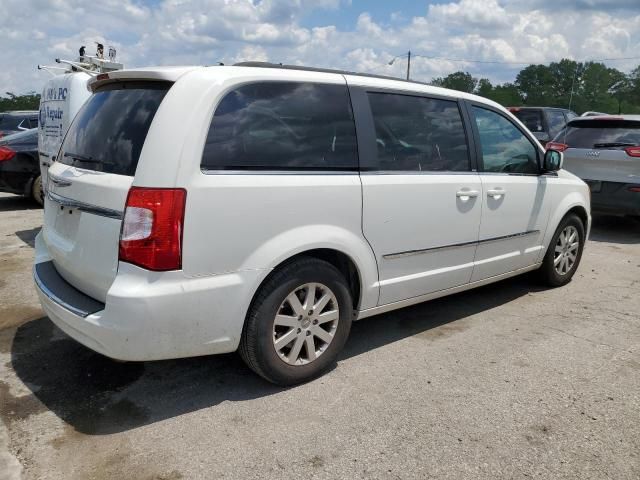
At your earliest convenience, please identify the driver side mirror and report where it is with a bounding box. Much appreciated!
[543,149,563,172]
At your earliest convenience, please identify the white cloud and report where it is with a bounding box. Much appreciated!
[2,0,640,95]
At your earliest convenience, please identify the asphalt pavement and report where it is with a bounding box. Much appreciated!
[0,192,639,480]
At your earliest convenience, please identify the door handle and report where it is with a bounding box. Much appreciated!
[487,188,506,199]
[456,189,480,199]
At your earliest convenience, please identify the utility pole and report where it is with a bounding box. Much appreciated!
[406,50,411,80]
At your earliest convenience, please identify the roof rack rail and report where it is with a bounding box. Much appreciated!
[232,61,434,88]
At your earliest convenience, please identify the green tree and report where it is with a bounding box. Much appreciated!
[475,78,494,98]
[427,59,640,113]
[486,83,523,106]
[625,65,640,108]
[548,59,582,108]
[431,71,478,93]
[578,62,626,114]
[0,92,41,111]
[515,64,555,105]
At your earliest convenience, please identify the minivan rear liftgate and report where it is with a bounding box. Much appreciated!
[41,81,171,302]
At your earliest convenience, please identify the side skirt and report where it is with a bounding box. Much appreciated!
[356,263,542,320]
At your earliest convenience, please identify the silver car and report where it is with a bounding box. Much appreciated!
[548,115,640,217]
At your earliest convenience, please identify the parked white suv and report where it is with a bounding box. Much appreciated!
[34,63,591,385]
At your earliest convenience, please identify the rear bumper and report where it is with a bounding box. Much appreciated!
[588,181,640,216]
[34,232,264,361]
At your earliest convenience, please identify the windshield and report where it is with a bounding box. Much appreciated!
[59,82,170,176]
[553,119,640,149]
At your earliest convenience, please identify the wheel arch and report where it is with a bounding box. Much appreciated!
[249,248,366,316]
[566,205,589,232]
[540,194,590,263]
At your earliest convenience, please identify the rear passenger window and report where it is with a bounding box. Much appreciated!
[201,82,358,171]
[366,93,470,172]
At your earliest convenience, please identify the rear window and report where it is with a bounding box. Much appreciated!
[201,82,358,171]
[512,109,545,133]
[0,115,21,130]
[59,82,170,176]
[554,119,640,149]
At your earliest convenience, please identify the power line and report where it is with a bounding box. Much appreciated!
[369,52,640,71]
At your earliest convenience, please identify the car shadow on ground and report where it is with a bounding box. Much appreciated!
[6,215,636,435]
[14,227,41,248]
[0,194,39,212]
[8,274,542,436]
[589,214,640,244]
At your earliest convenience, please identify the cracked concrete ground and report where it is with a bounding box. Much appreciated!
[0,191,639,480]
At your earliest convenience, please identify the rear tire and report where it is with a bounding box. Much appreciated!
[239,257,353,386]
[539,214,585,287]
[31,175,44,207]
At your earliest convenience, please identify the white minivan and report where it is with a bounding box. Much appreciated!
[34,63,590,385]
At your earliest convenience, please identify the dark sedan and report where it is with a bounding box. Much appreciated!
[0,128,43,205]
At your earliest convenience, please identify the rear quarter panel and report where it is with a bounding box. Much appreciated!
[134,68,380,311]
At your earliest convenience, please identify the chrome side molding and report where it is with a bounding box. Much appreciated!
[384,230,540,259]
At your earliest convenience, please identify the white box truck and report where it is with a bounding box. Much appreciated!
[37,47,123,202]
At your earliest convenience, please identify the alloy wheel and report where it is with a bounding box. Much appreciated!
[554,225,579,276]
[272,282,339,366]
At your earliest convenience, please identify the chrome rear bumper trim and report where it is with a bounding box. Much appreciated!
[46,190,123,220]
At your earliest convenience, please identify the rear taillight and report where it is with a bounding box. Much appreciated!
[0,146,15,162]
[625,147,640,158]
[628,186,640,193]
[119,187,187,271]
[546,142,568,152]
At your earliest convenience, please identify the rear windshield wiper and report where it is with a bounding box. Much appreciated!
[64,152,100,163]
[63,152,112,165]
[592,142,637,148]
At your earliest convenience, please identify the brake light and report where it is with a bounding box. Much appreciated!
[629,186,640,193]
[508,107,520,112]
[546,142,568,152]
[625,147,640,158]
[0,146,16,162]
[119,187,187,271]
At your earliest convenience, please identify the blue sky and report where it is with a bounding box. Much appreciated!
[2,0,640,95]
[298,1,432,29]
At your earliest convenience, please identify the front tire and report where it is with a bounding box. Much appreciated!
[539,214,585,287]
[239,257,353,386]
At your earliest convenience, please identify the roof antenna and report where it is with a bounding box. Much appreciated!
[564,62,581,145]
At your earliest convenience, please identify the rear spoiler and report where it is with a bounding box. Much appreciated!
[88,67,198,92]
